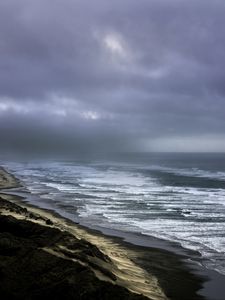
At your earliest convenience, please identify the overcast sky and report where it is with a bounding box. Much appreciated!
[1,0,225,154]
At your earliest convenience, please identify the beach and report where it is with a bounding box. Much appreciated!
[0,167,213,299]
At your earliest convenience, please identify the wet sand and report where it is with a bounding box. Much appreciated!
[0,167,212,299]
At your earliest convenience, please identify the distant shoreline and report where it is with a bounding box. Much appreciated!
[0,166,216,300]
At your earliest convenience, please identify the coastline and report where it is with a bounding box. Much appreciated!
[0,167,218,300]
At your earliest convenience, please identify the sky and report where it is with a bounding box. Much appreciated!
[1,0,225,154]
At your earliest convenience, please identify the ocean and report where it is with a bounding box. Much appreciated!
[1,153,225,276]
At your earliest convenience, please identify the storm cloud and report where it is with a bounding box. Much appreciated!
[1,0,225,153]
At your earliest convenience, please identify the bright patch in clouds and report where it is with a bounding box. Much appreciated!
[0,99,30,114]
[102,32,133,64]
[81,110,100,120]
[104,34,125,56]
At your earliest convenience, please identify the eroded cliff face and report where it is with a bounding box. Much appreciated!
[0,167,20,189]
[0,210,150,300]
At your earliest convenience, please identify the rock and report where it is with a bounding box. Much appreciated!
[46,219,53,225]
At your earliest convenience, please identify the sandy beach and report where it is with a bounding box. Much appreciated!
[0,167,207,299]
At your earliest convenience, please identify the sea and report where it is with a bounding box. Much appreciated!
[1,153,225,276]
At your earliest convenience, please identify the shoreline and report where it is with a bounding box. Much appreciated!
[4,187,225,300]
[0,168,164,300]
[0,167,223,299]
